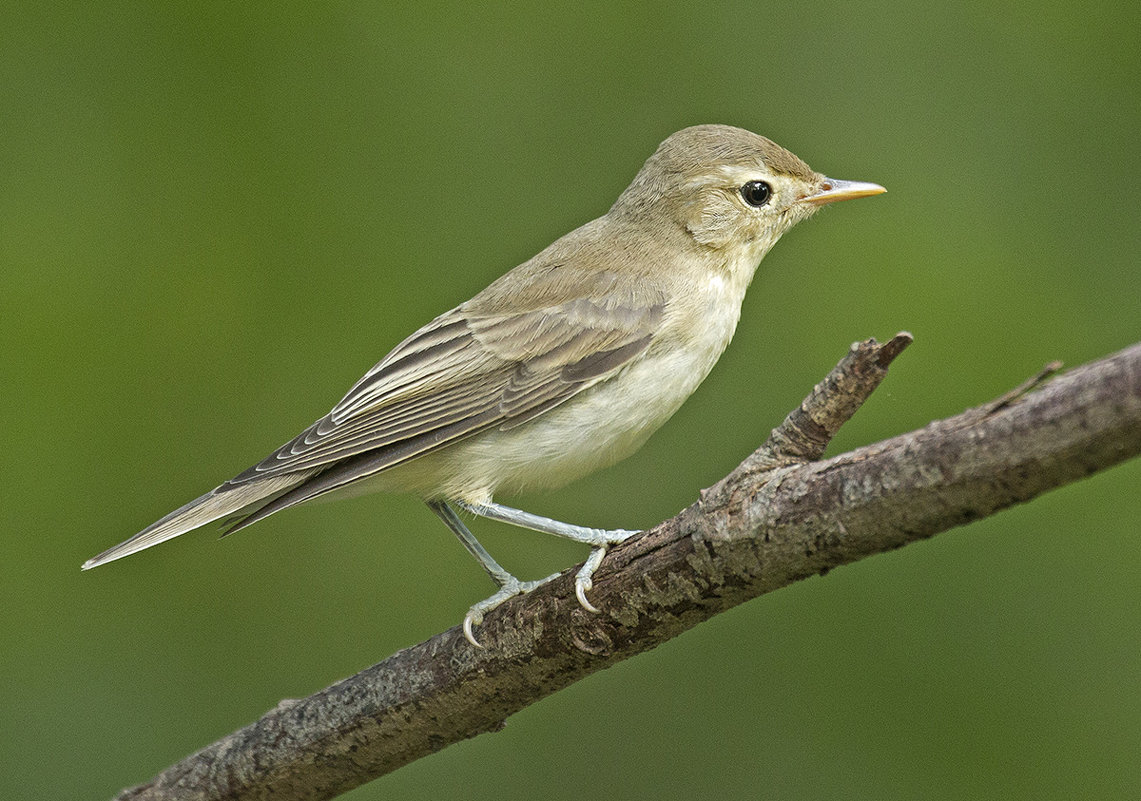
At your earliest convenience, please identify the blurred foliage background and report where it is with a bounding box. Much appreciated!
[3,2,1139,799]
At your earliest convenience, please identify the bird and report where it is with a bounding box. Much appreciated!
[83,124,885,646]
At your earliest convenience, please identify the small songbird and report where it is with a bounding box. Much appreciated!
[83,125,885,645]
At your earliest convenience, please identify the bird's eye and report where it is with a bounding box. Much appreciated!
[740,180,772,207]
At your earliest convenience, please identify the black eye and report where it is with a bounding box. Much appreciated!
[740,180,772,207]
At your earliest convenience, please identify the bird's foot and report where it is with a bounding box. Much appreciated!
[461,527,639,646]
[463,572,559,647]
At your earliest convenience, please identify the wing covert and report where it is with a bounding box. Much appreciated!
[223,287,665,489]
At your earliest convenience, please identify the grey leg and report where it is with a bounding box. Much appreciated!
[427,500,559,647]
[454,500,640,615]
[454,500,639,546]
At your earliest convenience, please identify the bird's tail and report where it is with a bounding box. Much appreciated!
[81,471,316,570]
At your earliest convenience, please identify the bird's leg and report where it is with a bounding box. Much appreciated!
[427,500,558,647]
[454,500,639,615]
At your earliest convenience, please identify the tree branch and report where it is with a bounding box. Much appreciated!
[117,337,1141,801]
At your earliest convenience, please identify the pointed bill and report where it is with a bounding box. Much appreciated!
[803,178,886,206]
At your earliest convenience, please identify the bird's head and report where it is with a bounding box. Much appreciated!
[611,124,885,269]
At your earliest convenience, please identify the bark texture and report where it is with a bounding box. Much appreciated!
[117,337,1141,801]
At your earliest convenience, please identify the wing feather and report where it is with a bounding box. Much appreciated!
[222,285,665,493]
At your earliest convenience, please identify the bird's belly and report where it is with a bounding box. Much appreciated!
[372,333,730,503]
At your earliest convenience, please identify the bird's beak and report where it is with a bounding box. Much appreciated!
[802,178,886,206]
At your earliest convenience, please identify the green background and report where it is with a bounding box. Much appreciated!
[3,3,1139,799]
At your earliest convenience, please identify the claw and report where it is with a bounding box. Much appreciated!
[576,578,600,613]
[463,611,484,648]
[574,545,609,613]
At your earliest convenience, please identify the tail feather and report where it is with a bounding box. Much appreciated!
[221,452,386,538]
[81,471,316,570]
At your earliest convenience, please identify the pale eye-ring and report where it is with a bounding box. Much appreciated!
[740,180,772,207]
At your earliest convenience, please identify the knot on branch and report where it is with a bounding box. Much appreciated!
[702,332,913,509]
